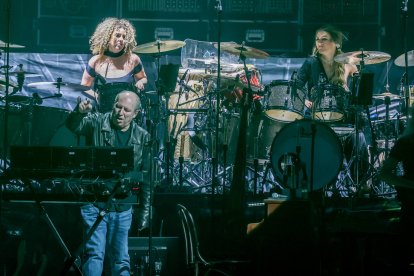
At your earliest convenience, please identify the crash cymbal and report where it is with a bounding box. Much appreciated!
[334,50,391,65]
[372,92,402,100]
[214,42,269,59]
[133,40,185,54]
[0,40,25,48]
[394,50,414,67]
[27,81,90,93]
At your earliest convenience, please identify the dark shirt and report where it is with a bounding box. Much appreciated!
[296,56,326,98]
[66,111,151,213]
[86,62,143,113]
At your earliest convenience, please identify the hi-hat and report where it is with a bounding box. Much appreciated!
[372,92,402,100]
[28,81,90,93]
[215,42,269,59]
[133,40,185,54]
[0,40,25,48]
[334,50,391,65]
[394,50,414,67]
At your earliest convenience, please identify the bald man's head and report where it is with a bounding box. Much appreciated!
[111,91,141,131]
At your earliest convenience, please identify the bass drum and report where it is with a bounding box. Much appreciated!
[270,119,343,190]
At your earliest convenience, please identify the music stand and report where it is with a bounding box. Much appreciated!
[351,71,374,190]
[352,72,374,106]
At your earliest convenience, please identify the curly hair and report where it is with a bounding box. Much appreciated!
[89,18,137,55]
[312,25,346,86]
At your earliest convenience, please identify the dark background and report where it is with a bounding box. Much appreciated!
[0,0,413,57]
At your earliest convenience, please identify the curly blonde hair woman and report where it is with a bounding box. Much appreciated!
[81,17,147,112]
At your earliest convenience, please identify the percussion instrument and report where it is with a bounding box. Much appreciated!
[270,119,343,190]
[334,50,391,65]
[264,80,305,122]
[311,84,349,123]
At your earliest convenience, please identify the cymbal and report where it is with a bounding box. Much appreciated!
[5,70,42,77]
[214,42,269,59]
[7,95,30,103]
[394,50,414,67]
[334,50,391,65]
[133,40,185,54]
[27,81,90,93]
[0,40,25,48]
[372,92,402,100]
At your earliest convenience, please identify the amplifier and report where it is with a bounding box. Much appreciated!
[128,237,182,276]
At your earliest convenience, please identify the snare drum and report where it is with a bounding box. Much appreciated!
[311,84,348,122]
[264,80,305,122]
[270,119,343,190]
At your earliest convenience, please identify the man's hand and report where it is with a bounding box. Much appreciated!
[77,97,93,113]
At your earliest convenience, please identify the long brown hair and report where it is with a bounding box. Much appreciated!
[312,25,346,86]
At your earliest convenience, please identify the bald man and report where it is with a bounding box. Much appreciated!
[66,90,151,275]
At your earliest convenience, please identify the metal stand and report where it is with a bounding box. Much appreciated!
[60,180,125,275]
[401,1,410,116]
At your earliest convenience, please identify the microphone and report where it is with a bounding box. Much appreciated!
[177,69,195,93]
[289,70,297,97]
[402,0,408,12]
[290,70,297,81]
[17,64,25,91]
[400,72,407,85]
[178,69,189,85]
[215,0,222,11]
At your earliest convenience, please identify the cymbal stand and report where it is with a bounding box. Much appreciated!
[1,4,13,269]
[147,45,165,276]
[401,0,410,115]
[348,51,369,192]
[1,0,12,173]
[211,0,223,196]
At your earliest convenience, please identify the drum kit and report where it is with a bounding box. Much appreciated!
[1,36,413,197]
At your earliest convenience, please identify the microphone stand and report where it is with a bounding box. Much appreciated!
[1,0,12,173]
[1,2,12,262]
[401,0,410,115]
[212,0,222,197]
